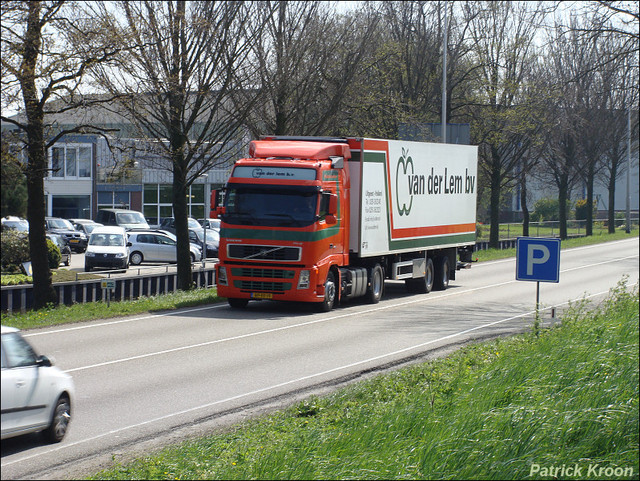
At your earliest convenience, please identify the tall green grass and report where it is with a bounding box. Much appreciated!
[92,279,639,480]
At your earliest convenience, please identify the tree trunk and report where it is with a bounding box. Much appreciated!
[173,163,193,291]
[607,165,617,234]
[558,177,569,240]
[489,166,501,249]
[521,174,529,237]
[586,163,595,236]
[22,1,56,309]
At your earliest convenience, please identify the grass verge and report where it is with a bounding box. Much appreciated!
[91,279,639,480]
[0,288,222,330]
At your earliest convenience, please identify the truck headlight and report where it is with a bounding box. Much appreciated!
[297,270,310,289]
[218,266,228,286]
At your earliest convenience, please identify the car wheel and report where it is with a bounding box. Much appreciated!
[190,253,196,263]
[44,394,71,443]
[130,251,143,265]
[64,256,70,267]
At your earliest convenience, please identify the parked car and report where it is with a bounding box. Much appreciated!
[188,227,219,259]
[44,217,87,253]
[46,233,71,267]
[1,216,29,232]
[95,208,150,230]
[1,325,75,443]
[159,217,202,234]
[69,220,104,236]
[84,226,131,271]
[198,218,221,232]
[127,230,201,265]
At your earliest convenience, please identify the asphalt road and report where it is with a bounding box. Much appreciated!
[2,238,638,480]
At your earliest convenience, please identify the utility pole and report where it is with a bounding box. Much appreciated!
[441,1,448,143]
[626,107,631,233]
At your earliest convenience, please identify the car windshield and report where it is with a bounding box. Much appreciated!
[188,218,201,229]
[3,220,29,231]
[223,184,320,227]
[49,218,74,229]
[84,223,101,234]
[47,235,63,247]
[115,212,146,224]
[89,233,125,246]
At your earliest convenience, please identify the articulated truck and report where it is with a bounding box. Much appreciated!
[213,136,477,310]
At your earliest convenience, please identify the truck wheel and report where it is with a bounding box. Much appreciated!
[318,271,336,312]
[433,257,450,291]
[405,257,434,294]
[228,298,249,308]
[366,264,384,304]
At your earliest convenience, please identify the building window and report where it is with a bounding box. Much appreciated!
[50,144,92,179]
[143,183,206,222]
[98,191,130,211]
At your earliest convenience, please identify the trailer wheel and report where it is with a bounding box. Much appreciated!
[405,257,434,294]
[366,264,384,304]
[433,256,450,291]
[318,271,336,312]
[228,298,249,308]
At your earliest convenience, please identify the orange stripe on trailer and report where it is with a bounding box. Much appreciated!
[363,139,389,152]
[391,223,476,239]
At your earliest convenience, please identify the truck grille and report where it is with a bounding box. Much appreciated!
[232,268,295,279]
[227,244,301,261]
[234,280,292,292]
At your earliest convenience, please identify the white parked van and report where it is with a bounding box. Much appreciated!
[84,226,131,271]
[95,208,149,230]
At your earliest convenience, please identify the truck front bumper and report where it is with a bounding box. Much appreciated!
[216,264,326,303]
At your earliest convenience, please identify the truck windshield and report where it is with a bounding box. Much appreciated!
[223,184,320,227]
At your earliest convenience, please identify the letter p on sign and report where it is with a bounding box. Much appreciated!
[516,237,561,283]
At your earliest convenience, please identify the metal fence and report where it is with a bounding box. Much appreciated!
[476,217,639,243]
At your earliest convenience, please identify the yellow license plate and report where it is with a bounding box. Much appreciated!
[251,292,273,299]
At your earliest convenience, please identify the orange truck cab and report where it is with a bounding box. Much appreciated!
[214,136,478,311]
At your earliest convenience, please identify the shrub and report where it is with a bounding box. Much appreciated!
[575,199,597,221]
[0,230,61,272]
[46,239,61,269]
[1,230,30,273]
[531,198,573,222]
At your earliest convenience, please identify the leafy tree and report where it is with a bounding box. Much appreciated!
[1,0,122,308]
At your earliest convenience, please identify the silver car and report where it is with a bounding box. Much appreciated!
[1,325,74,443]
[127,230,201,265]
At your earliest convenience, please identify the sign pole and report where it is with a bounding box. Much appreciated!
[516,237,561,335]
[536,280,540,321]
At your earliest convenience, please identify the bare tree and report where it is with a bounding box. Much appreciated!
[236,1,378,137]
[598,43,639,232]
[87,0,256,290]
[464,1,548,247]
[1,0,123,308]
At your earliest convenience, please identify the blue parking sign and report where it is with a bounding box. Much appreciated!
[516,237,561,283]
